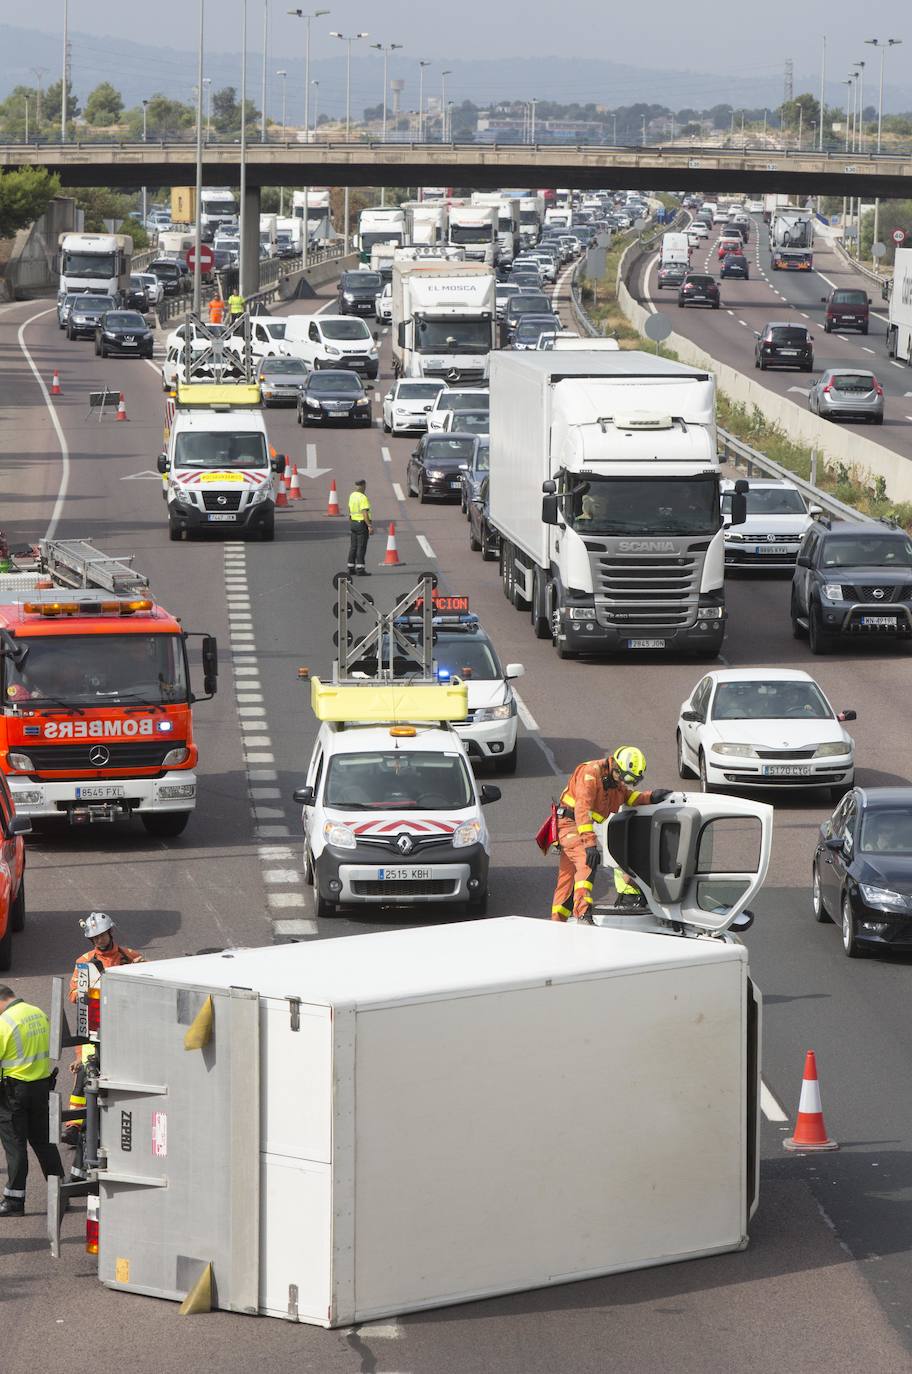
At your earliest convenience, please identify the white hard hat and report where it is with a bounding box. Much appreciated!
[80,912,115,939]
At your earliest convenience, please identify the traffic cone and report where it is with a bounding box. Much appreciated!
[275,476,289,508]
[287,466,303,502]
[283,458,292,485]
[326,480,341,516]
[50,369,62,396]
[115,392,128,421]
[783,1050,838,1152]
[382,522,401,566]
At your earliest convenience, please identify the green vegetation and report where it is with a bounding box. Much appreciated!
[0,167,61,238]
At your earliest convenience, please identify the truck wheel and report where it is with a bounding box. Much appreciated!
[0,920,10,973]
[168,520,182,541]
[500,545,513,601]
[530,570,551,638]
[10,875,25,933]
[142,812,191,838]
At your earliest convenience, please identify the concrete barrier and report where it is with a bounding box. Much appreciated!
[279,251,357,301]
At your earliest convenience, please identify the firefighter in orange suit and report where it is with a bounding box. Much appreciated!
[550,746,670,921]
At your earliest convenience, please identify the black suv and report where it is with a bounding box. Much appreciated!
[755,322,814,371]
[791,520,912,654]
[678,273,720,308]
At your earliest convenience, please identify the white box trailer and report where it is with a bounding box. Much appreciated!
[887,247,912,364]
[87,912,760,1326]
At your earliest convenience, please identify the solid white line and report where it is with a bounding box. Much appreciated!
[760,1081,788,1123]
[513,689,539,732]
[17,308,70,539]
[392,482,405,501]
[892,361,905,368]
[416,534,435,559]
[381,446,392,463]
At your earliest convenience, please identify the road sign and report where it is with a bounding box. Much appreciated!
[892,228,907,246]
[586,247,607,280]
[872,241,887,259]
[186,242,214,272]
[644,313,672,343]
[595,231,611,249]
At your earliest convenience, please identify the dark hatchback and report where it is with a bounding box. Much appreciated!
[147,258,186,296]
[338,271,383,316]
[124,274,150,310]
[66,294,117,339]
[755,322,814,371]
[814,787,912,956]
[501,293,553,344]
[296,370,372,426]
[94,310,154,358]
[678,273,720,308]
[657,261,688,290]
[721,253,750,280]
[407,432,477,502]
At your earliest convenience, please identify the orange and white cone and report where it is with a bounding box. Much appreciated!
[115,392,128,421]
[287,466,303,501]
[382,522,401,566]
[275,476,289,508]
[283,458,292,486]
[51,369,62,396]
[326,480,341,516]
[783,1050,838,1152]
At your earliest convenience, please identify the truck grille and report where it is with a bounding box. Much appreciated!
[350,879,458,897]
[356,834,452,854]
[595,554,700,627]
[202,491,243,512]
[25,741,184,771]
[422,367,486,385]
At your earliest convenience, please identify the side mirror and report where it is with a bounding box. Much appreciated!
[541,494,559,525]
[753,330,761,339]
[7,814,32,837]
[411,449,420,459]
[542,478,557,495]
[480,784,501,805]
[505,663,525,680]
[824,834,845,853]
[837,709,857,722]
[728,909,754,933]
[201,634,218,683]
[681,709,703,723]
[796,554,810,567]
[729,492,747,526]
[293,785,316,806]
[384,392,393,401]
[867,297,872,305]
[808,504,823,518]
[156,453,169,473]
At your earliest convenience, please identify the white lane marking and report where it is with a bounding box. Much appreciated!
[862,346,875,354]
[144,359,161,377]
[837,335,848,342]
[264,869,301,884]
[356,1322,402,1339]
[381,446,392,463]
[250,787,281,800]
[760,1081,788,1123]
[416,534,435,559]
[814,324,826,331]
[248,754,277,764]
[374,391,380,402]
[906,416,912,423]
[892,361,906,368]
[273,917,319,938]
[17,307,70,539]
[257,823,291,836]
[267,891,307,908]
[392,482,405,501]
[254,807,286,820]
[259,845,294,860]
[738,319,748,327]
[234,666,261,676]
[513,690,539,732]
[800,313,809,319]
[726,309,735,316]
[238,706,267,717]
[249,768,279,781]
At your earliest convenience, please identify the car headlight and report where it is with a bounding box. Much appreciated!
[725,531,744,541]
[7,752,33,771]
[249,486,271,504]
[815,741,850,757]
[428,469,446,478]
[104,330,117,339]
[161,747,190,766]
[325,345,341,356]
[859,883,912,912]
[452,819,482,849]
[343,292,355,301]
[262,387,274,397]
[823,584,844,600]
[711,743,757,757]
[356,398,369,407]
[173,489,194,505]
[698,606,724,619]
[368,348,378,358]
[323,820,356,849]
[473,703,514,722]
[307,397,321,407]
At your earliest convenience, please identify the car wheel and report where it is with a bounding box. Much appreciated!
[812,862,831,923]
[469,527,481,552]
[100,343,107,358]
[418,478,428,504]
[259,516,275,542]
[94,338,100,356]
[676,731,695,780]
[382,415,390,433]
[494,744,518,775]
[830,782,852,802]
[142,811,191,838]
[481,530,497,562]
[758,357,766,371]
[466,890,489,918]
[313,881,337,919]
[808,609,833,655]
[861,325,869,336]
[168,520,183,542]
[303,846,314,886]
[824,322,831,333]
[874,415,884,425]
[698,751,710,792]
[842,892,863,958]
[10,875,25,933]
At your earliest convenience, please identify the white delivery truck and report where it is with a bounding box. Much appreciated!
[56,232,133,298]
[488,350,747,659]
[886,247,912,364]
[199,188,238,240]
[292,187,333,242]
[447,204,499,265]
[518,194,545,245]
[544,205,572,231]
[358,205,407,261]
[275,216,303,256]
[49,787,771,1324]
[403,201,448,246]
[661,230,691,267]
[471,193,521,263]
[392,260,496,384]
[769,208,814,270]
[259,213,277,256]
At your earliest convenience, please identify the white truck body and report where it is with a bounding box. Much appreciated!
[402,202,448,246]
[291,188,333,240]
[392,261,496,384]
[359,207,407,258]
[544,206,572,230]
[769,208,814,270]
[92,914,759,1326]
[519,195,545,245]
[259,214,278,254]
[887,247,912,364]
[447,204,498,265]
[199,188,238,239]
[275,217,303,253]
[661,231,690,267]
[470,194,521,263]
[488,350,729,657]
[57,232,132,298]
[159,231,195,259]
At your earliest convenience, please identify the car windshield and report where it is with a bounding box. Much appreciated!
[860,809,912,854]
[510,296,551,317]
[769,327,808,344]
[711,681,831,721]
[104,313,146,329]
[828,373,876,392]
[822,535,912,568]
[321,320,371,341]
[450,224,494,244]
[723,488,806,516]
[397,383,445,401]
[5,633,189,707]
[343,273,382,291]
[172,431,268,468]
[425,437,476,462]
[833,291,867,305]
[75,297,114,311]
[259,359,307,376]
[685,277,714,288]
[324,750,473,810]
[308,373,364,394]
[566,474,719,536]
[515,319,556,338]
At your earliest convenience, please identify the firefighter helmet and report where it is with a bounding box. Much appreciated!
[612,746,647,784]
[80,911,115,939]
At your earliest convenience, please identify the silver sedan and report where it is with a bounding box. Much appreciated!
[808,368,884,425]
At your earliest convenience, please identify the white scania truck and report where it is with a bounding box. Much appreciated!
[470,194,521,263]
[488,351,747,659]
[447,204,499,265]
[392,260,496,384]
[56,232,133,298]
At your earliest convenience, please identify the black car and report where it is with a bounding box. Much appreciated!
[338,271,383,317]
[94,310,154,359]
[755,322,813,371]
[297,370,372,426]
[124,274,149,311]
[147,259,185,296]
[813,787,912,956]
[511,315,560,350]
[407,432,477,502]
[468,475,500,561]
[720,253,750,280]
[791,520,912,654]
[66,294,117,340]
[460,437,490,515]
[678,274,720,309]
[501,293,553,345]
[657,261,688,290]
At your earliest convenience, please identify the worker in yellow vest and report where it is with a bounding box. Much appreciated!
[347,479,374,576]
[0,984,64,1216]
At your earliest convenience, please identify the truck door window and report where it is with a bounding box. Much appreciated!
[694,816,763,914]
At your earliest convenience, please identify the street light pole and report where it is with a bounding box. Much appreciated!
[330,31,369,254]
[203,78,212,138]
[277,70,287,213]
[142,99,148,228]
[818,34,826,151]
[239,0,249,298]
[193,0,205,314]
[289,11,330,268]
[418,61,431,143]
[370,42,403,206]
[24,95,29,143]
[865,38,902,262]
[260,0,269,141]
[441,71,451,142]
[61,0,68,144]
[530,97,537,145]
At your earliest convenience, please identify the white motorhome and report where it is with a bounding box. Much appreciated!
[471,194,521,264]
[447,204,499,265]
[488,351,746,659]
[199,188,238,240]
[887,247,912,364]
[392,260,497,384]
[56,232,132,298]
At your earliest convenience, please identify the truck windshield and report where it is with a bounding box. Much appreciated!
[416,319,492,352]
[449,225,494,244]
[5,633,189,707]
[202,199,236,216]
[324,750,474,810]
[173,432,268,468]
[565,475,720,536]
[61,252,117,278]
[519,210,539,223]
[360,230,404,250]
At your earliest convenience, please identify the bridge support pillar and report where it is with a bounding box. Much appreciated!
[240,184,261,298]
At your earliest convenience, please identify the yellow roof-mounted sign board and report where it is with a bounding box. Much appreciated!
[311,677,468,723]
[175,383,261,409]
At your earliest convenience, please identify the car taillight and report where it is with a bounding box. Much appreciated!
[872,379,884,396]
[822,383,832,393]
[86,986,101,1033]
[86,1195,99,1255]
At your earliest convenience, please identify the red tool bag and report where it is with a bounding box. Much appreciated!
[535,803,560,854]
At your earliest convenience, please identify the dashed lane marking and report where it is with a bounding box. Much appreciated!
[392,482,405,501]
[862,346,875,354]
[760,1081,788,1123]
[416,534,435,559]
[273,918,319,939]
[381,446,392,463]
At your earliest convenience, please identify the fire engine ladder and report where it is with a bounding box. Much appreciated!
[334,573,436,684]
[39,539,150,595]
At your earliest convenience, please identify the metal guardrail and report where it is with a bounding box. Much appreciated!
[831,236,889,290]
[155,241,346,324]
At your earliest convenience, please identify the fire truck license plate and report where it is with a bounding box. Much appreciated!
[378,867,432,881]
[76,785,125,799]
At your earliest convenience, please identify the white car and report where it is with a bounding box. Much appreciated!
[382,378,447,436]
[687,230,703,248]
[375,281,393,322]
[134,271,164,305]
[281,314,379,379]
[746,200,764,214]
[689,222,709,239]
[676,668,856,798]
[427,388,490,433]
[721,478,819,570]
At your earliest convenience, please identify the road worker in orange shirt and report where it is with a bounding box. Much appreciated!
[550,746,671,922]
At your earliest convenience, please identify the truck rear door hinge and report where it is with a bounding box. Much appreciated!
[287,996,301,1032]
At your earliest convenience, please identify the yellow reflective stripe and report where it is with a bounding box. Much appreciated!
[628,790,641,804]
[69,1095,86,1107]
[561,792,574,806]
[578,893,593,906]
[590,811,605,823]
[577,823,594,834]
[574,879,593,891]
[551,904,571,916]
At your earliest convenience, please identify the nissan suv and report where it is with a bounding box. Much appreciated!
[791,520,912,654]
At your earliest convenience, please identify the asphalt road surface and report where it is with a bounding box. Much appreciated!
[1,273,911,1373]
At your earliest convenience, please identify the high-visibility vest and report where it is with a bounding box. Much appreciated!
[228,293,245,316]
[348,490,371,522]
[0,999,52,1082]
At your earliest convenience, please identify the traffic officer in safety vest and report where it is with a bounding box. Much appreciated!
[550,746,670,922]
[347,479,374,576]
[0,985,64,1215]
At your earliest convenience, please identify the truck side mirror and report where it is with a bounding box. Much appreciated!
[397,322,406,348]
[202,635,218,696]
[729,492,747,526]
[157,453,169,473]
[541,495,559,525]
[7,814,32,837]
[271,454,285,473]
